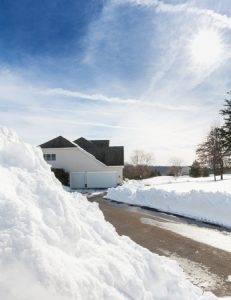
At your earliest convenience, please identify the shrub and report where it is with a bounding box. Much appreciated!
[189,160,201,178]
[52,168,69,186]
[201,167,209,177]
[189,161,210,177]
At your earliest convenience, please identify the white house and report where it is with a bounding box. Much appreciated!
[39,136,124,189]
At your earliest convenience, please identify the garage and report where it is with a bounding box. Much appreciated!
[70,172,86,189]
[70,171,118,189]
[40,136,124,188]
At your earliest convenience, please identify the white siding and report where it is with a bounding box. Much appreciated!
[42,147,123,184]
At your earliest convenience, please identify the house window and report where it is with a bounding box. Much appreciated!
[44,154,56,161]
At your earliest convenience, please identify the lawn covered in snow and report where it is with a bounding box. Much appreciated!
[0,127,218,300]
[106,176,231,229]
[144,175,231,193]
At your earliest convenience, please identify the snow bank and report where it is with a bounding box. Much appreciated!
[107,177,231,228]
[0,127,216,300]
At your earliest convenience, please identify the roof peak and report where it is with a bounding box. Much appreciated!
[39,136,76,148]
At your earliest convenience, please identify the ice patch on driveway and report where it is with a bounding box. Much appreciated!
[155,249,221,292]
[170,255,221,291]
[140,217,231,252]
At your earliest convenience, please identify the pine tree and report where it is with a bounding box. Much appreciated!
[201,167,209,177]
[189,160,201,178]
[220,94,231,155]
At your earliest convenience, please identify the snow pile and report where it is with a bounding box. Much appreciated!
[106,177,231,228]
[0,127,217,300]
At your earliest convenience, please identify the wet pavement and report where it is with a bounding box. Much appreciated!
[88,194,231,298]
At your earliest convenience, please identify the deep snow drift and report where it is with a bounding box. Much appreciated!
[106,176,231,228]
[0,128,217,300]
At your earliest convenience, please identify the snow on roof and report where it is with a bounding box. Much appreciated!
[0,127,217,300]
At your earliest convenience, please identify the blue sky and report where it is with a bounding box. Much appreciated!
[1,0,231,164]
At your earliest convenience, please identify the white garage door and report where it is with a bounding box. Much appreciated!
[70,172,86,189]
[70,171,117,189]
[87,172,117,189]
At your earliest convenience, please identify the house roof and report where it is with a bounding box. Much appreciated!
[106,146,124,166]
[39,136,124,166]
[74,137,95,148]
[74,137,124,166]
[39,136,77,148]
[90,140,110,147]
[73,137,98,156]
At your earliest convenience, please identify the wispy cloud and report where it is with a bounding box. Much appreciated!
[1,0,231,164]
[41,88,138,104]
[32,116,139,130]
[117,0,231,29]
[41,87,199,112]
[37,88,201,112]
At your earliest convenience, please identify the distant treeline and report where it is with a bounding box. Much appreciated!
[123,165,190,180]
[123,164,161,180]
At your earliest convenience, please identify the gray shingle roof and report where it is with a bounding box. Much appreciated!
[39,136,124,166]
[106,146,124,166]
[39,136,76,148]
[74,137,124,166]
[90,140,109,147]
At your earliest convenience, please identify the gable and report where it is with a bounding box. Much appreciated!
[39,136,76,148]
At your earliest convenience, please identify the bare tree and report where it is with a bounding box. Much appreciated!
[196,126,225,181]
[130,150,154,165]
[168,156,183,178]
[128,150,155,180]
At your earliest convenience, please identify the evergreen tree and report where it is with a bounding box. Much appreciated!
[201,167,209,177]
[189,160,201,177]
[220,94,231,155]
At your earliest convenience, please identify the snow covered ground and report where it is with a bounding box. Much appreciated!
[0,127,218,299]
[106,176,231,229]
[143,175,231,193]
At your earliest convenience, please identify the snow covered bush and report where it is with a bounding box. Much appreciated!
[0,127,217,300]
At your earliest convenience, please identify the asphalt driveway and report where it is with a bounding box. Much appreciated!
[88,194,231,298]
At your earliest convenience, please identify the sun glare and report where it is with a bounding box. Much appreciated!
[190,29,223,66]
